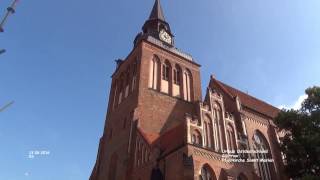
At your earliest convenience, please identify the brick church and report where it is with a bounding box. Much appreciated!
[90,0,286,180]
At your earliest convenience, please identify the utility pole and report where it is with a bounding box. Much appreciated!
[0,0,19,55]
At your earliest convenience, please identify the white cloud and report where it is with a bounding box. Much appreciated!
[24,172,29,177]
[278,95,308,110]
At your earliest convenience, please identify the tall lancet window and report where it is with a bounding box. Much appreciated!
[213,103,222,152]
[148,56,160,90]
[226,124,236,151]
[162,61,170,81]
[132,59,138,91]
[161,60,171,94]
[183,69,192,101]
[253,131,273,180]
[172,64,181,97]
[203,115,214,149]
[191,130,202,146]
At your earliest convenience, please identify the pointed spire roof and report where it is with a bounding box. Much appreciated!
[148,0,166,21]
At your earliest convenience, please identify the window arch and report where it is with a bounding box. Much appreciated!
[252,130,273,180]
[183,69,192,101]
[161,60,171,94]
[226,124,236,151]
[200,164,216,180]
[148,56,160,90]
[203,115,214,149]
[172,64,182,97]
[173,64,181,85]
[191,129,202,146]
[131,59,138,91]
[162,60,170,81]
[219,169,228,180]
[213,103,222,151]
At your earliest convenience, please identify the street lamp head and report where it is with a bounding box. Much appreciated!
[0,49,6,54]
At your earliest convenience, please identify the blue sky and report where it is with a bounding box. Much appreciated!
[0,0,319,179]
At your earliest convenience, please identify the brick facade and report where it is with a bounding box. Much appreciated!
[89,1,286,180]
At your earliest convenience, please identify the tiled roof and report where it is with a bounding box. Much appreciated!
[214,79,280,118]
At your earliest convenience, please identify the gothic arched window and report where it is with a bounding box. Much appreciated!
[226,124,236,151]
[203,115,214,149]
[183,69,192,101]
[200,164,216,180]
[149,56,160,90]
[172,64,182,97]
[131,59,138,91]
[161,60,171,94]
[252,131,273,180]
[191,130,202,146]
[162,61,170,81]
[213,103,222,151]
[173,65,181,85]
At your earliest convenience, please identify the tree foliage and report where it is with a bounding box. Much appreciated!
[275,86,320,179]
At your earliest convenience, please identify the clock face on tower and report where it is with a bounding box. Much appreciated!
[159,29,172,45]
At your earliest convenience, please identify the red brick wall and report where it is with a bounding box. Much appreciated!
[90,40,286,180]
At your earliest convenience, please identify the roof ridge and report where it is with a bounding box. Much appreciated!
[212,78,235,98]
[217,80,279,110]
[211,78,280,118]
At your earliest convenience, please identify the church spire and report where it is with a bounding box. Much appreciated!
[148,0,165,21]
[136,0,174,46]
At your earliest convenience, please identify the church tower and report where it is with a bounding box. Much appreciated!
[90,1,286,180]
[90,0,201,179]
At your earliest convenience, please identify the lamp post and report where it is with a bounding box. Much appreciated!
[1,0,19,55]
[0,49,5,54]
[0,1,19,109]
[0,0,19,32]
[0,101,14,112]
